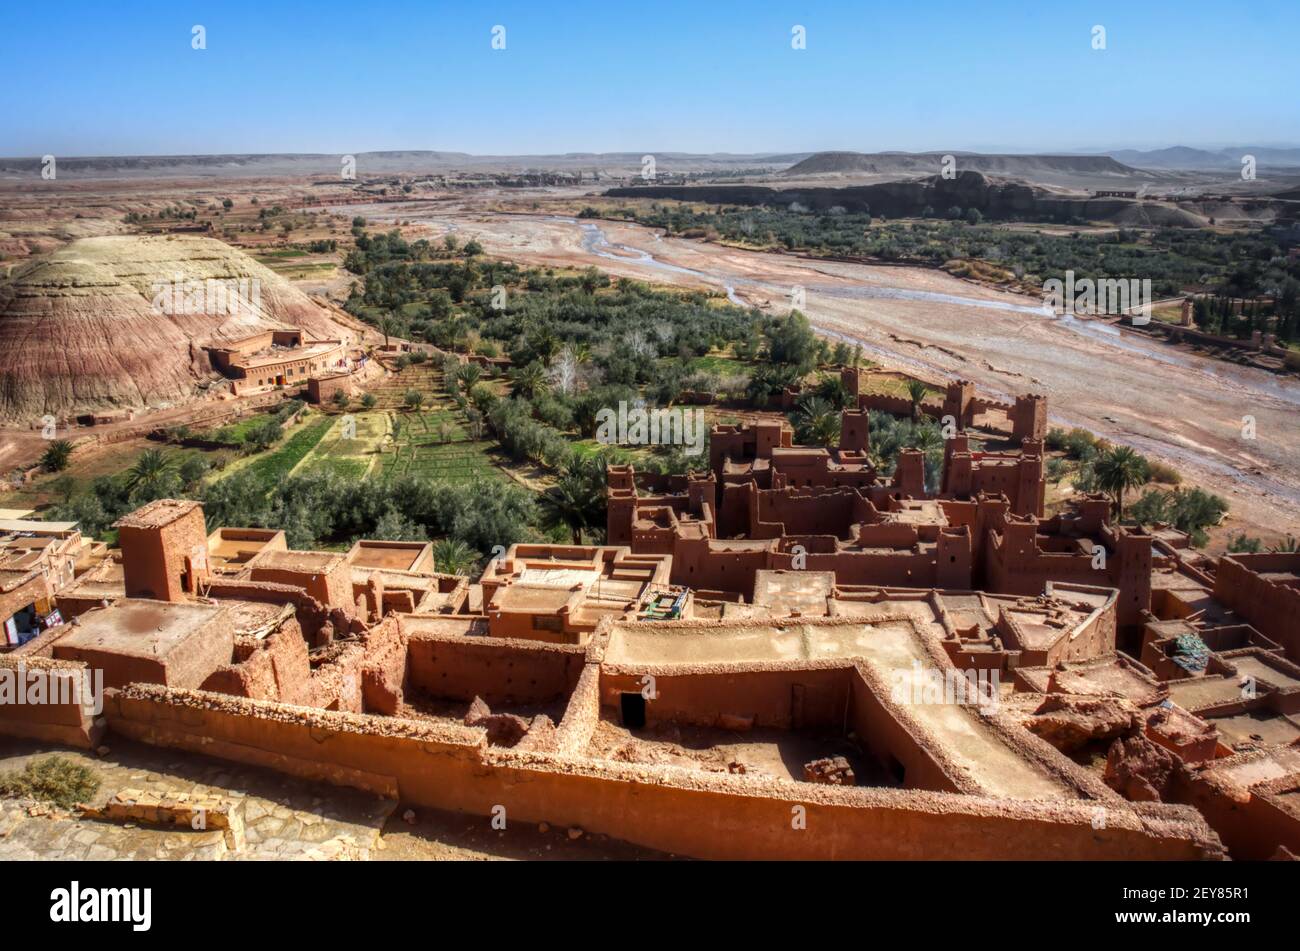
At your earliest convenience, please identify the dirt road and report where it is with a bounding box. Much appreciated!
[344,201,1299,542]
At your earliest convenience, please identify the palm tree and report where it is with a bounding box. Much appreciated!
[794,396,839,447]
[433,539,477,576]
[455,363,483,390]
[125,449,176,496]
[1270,536,1300,553]
[509,362,549,401]
[904,379,928,421]
[539,461,605,544]
[40,440,74,472]
[378,316,398,350]
[1093,446,1150,521]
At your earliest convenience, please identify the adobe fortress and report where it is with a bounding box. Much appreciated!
[2,383,1298,860]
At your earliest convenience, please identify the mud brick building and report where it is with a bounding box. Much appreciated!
[1,366,1297,858]
[207,329,347,396]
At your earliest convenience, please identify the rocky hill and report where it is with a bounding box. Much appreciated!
[785,150,1147,180]
[0,235,353,422]
[607,170,1205,227]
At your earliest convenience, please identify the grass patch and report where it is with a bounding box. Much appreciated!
[239,417,333,491]
[0,756,101,809]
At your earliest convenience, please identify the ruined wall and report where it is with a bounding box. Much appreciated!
[600,664,853,730]
[403,629,585,706]
[103,685,1221,860]
[848,668,963,794]
[1171,752,1300,861]
[1213,555,1300,663]
[249,558,354,613]
[200,622,312,705]
[985,523,1149,627]
[0,654,103,748]
[754,487,861,539]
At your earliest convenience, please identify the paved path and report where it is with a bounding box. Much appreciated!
[0,739,394,861]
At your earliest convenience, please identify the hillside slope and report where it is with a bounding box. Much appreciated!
[0,235,354,421]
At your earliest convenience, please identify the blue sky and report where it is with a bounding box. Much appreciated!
[3,0,1296,156]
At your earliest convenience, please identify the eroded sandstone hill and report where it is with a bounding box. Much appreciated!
[0,235,353,422]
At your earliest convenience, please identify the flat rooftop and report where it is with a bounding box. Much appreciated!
[878,501,948,526]
[54,599,222,658]
[113,498,201,530]
[252,549,344,573]
[1169,676,1249,711]
[348,541,430,572]
[233,340,341,370]
[752,570,835,617]
[207,529,282,573]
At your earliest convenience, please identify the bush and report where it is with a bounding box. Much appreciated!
[1147,460,1181,485]
[0,756,100,809]
[243,418,283,453]
[1060,427,1098,461]
[1228,533,1262,554]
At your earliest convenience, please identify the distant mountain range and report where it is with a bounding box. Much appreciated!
[1104,146,1300,170]
[3,146,1297,182]
[784,151,1146,178]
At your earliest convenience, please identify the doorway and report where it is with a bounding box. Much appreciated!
[620,692,647,729]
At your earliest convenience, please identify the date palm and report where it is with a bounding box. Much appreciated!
[509,362,549,401]
[904,379,928,421]
[433,539,477,576]
[1093,446,1150,522]
[125,449,176,496]
[794,396,840,447]
[40,440,74,473]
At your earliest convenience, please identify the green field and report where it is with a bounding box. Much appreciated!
[235,417,333,490]
[380,438,504,483]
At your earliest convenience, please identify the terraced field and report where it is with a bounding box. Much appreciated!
[342,361,508,484]
[298,411,389,480]
[232,415,334,491]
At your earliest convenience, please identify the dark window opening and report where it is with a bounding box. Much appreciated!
[620,692,647,729]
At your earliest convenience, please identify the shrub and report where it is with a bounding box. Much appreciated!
[1228,533,1262,554]
[1147,460,1181,485]
[1061,427,1098,461]
[0,756,100,809]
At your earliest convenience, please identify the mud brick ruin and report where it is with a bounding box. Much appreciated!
[2,382,1298,860]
